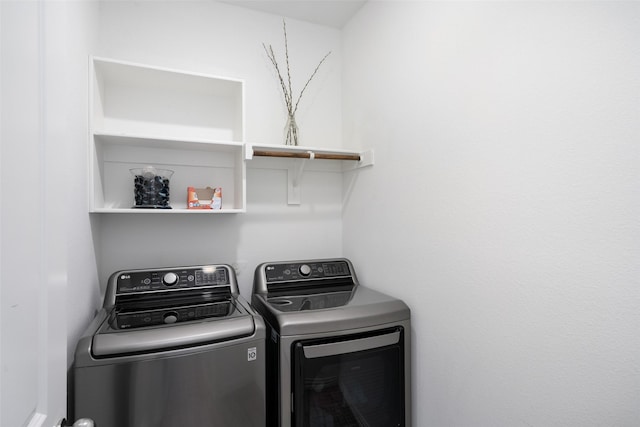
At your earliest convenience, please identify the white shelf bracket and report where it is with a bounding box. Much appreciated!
[287,157,308,205]
[342,149,374,171]
[358,149,375,168]
[244,143,255,160]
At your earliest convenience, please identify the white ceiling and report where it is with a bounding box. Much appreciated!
[219,0,367,29]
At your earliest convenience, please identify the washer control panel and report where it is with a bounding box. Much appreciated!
[116,265,231,294]
[265,260,351,283]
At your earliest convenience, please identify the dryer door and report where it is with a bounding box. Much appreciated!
[292,327,405,427]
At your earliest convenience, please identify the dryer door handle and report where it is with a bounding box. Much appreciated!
[302,330,400,359]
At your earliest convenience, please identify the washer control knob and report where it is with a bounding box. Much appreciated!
[163,312,178,324]
[299,264,312,277]
[163,272,179,286]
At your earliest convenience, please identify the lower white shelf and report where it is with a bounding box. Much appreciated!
[91,208,245,214]
[90,133,246,213]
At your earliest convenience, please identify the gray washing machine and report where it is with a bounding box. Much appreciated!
[251,258,411,427]
[71,264,265,427]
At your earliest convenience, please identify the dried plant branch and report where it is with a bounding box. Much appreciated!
[293,51,331,115]
[263,19,331,117]
[283,20,293,110]
[263,43,292,110]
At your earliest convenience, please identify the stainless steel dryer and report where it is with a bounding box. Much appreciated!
[71,264,265,427]
[251,258,411,427]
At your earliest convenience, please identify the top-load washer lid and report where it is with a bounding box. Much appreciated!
[111,289,237,329]
[89,264,258,357]
[251,258,411,336]
[91,297,256,357]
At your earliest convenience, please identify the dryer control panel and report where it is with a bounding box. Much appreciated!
[264,260,352,283]
[253,258,358,296]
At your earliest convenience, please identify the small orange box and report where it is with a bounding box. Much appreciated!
[187,187,222,210]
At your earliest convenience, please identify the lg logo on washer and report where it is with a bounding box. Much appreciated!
[247,347,257,361]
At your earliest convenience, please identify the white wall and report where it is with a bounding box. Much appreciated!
[1,0,100,423]
[1,3,44,423]
[61,0,102,372]
[342,2,640,426]
[93,1,345,297]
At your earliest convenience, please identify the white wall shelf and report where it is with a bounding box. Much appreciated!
[88,57,374,212]
[89,57,246,213]
[246,143,373,166]
[245,143,374,205]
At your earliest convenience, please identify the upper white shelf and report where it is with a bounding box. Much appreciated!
[91,57,244,142]
[93,131,244,152]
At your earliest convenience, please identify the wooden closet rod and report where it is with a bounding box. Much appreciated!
[252,149,361,162]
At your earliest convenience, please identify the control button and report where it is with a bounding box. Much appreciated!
[299,264,312,276]
[143,278,151,285]
[162,272,179,286]
[163,312,178,324]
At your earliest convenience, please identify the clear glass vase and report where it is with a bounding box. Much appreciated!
[284,114,299,146]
